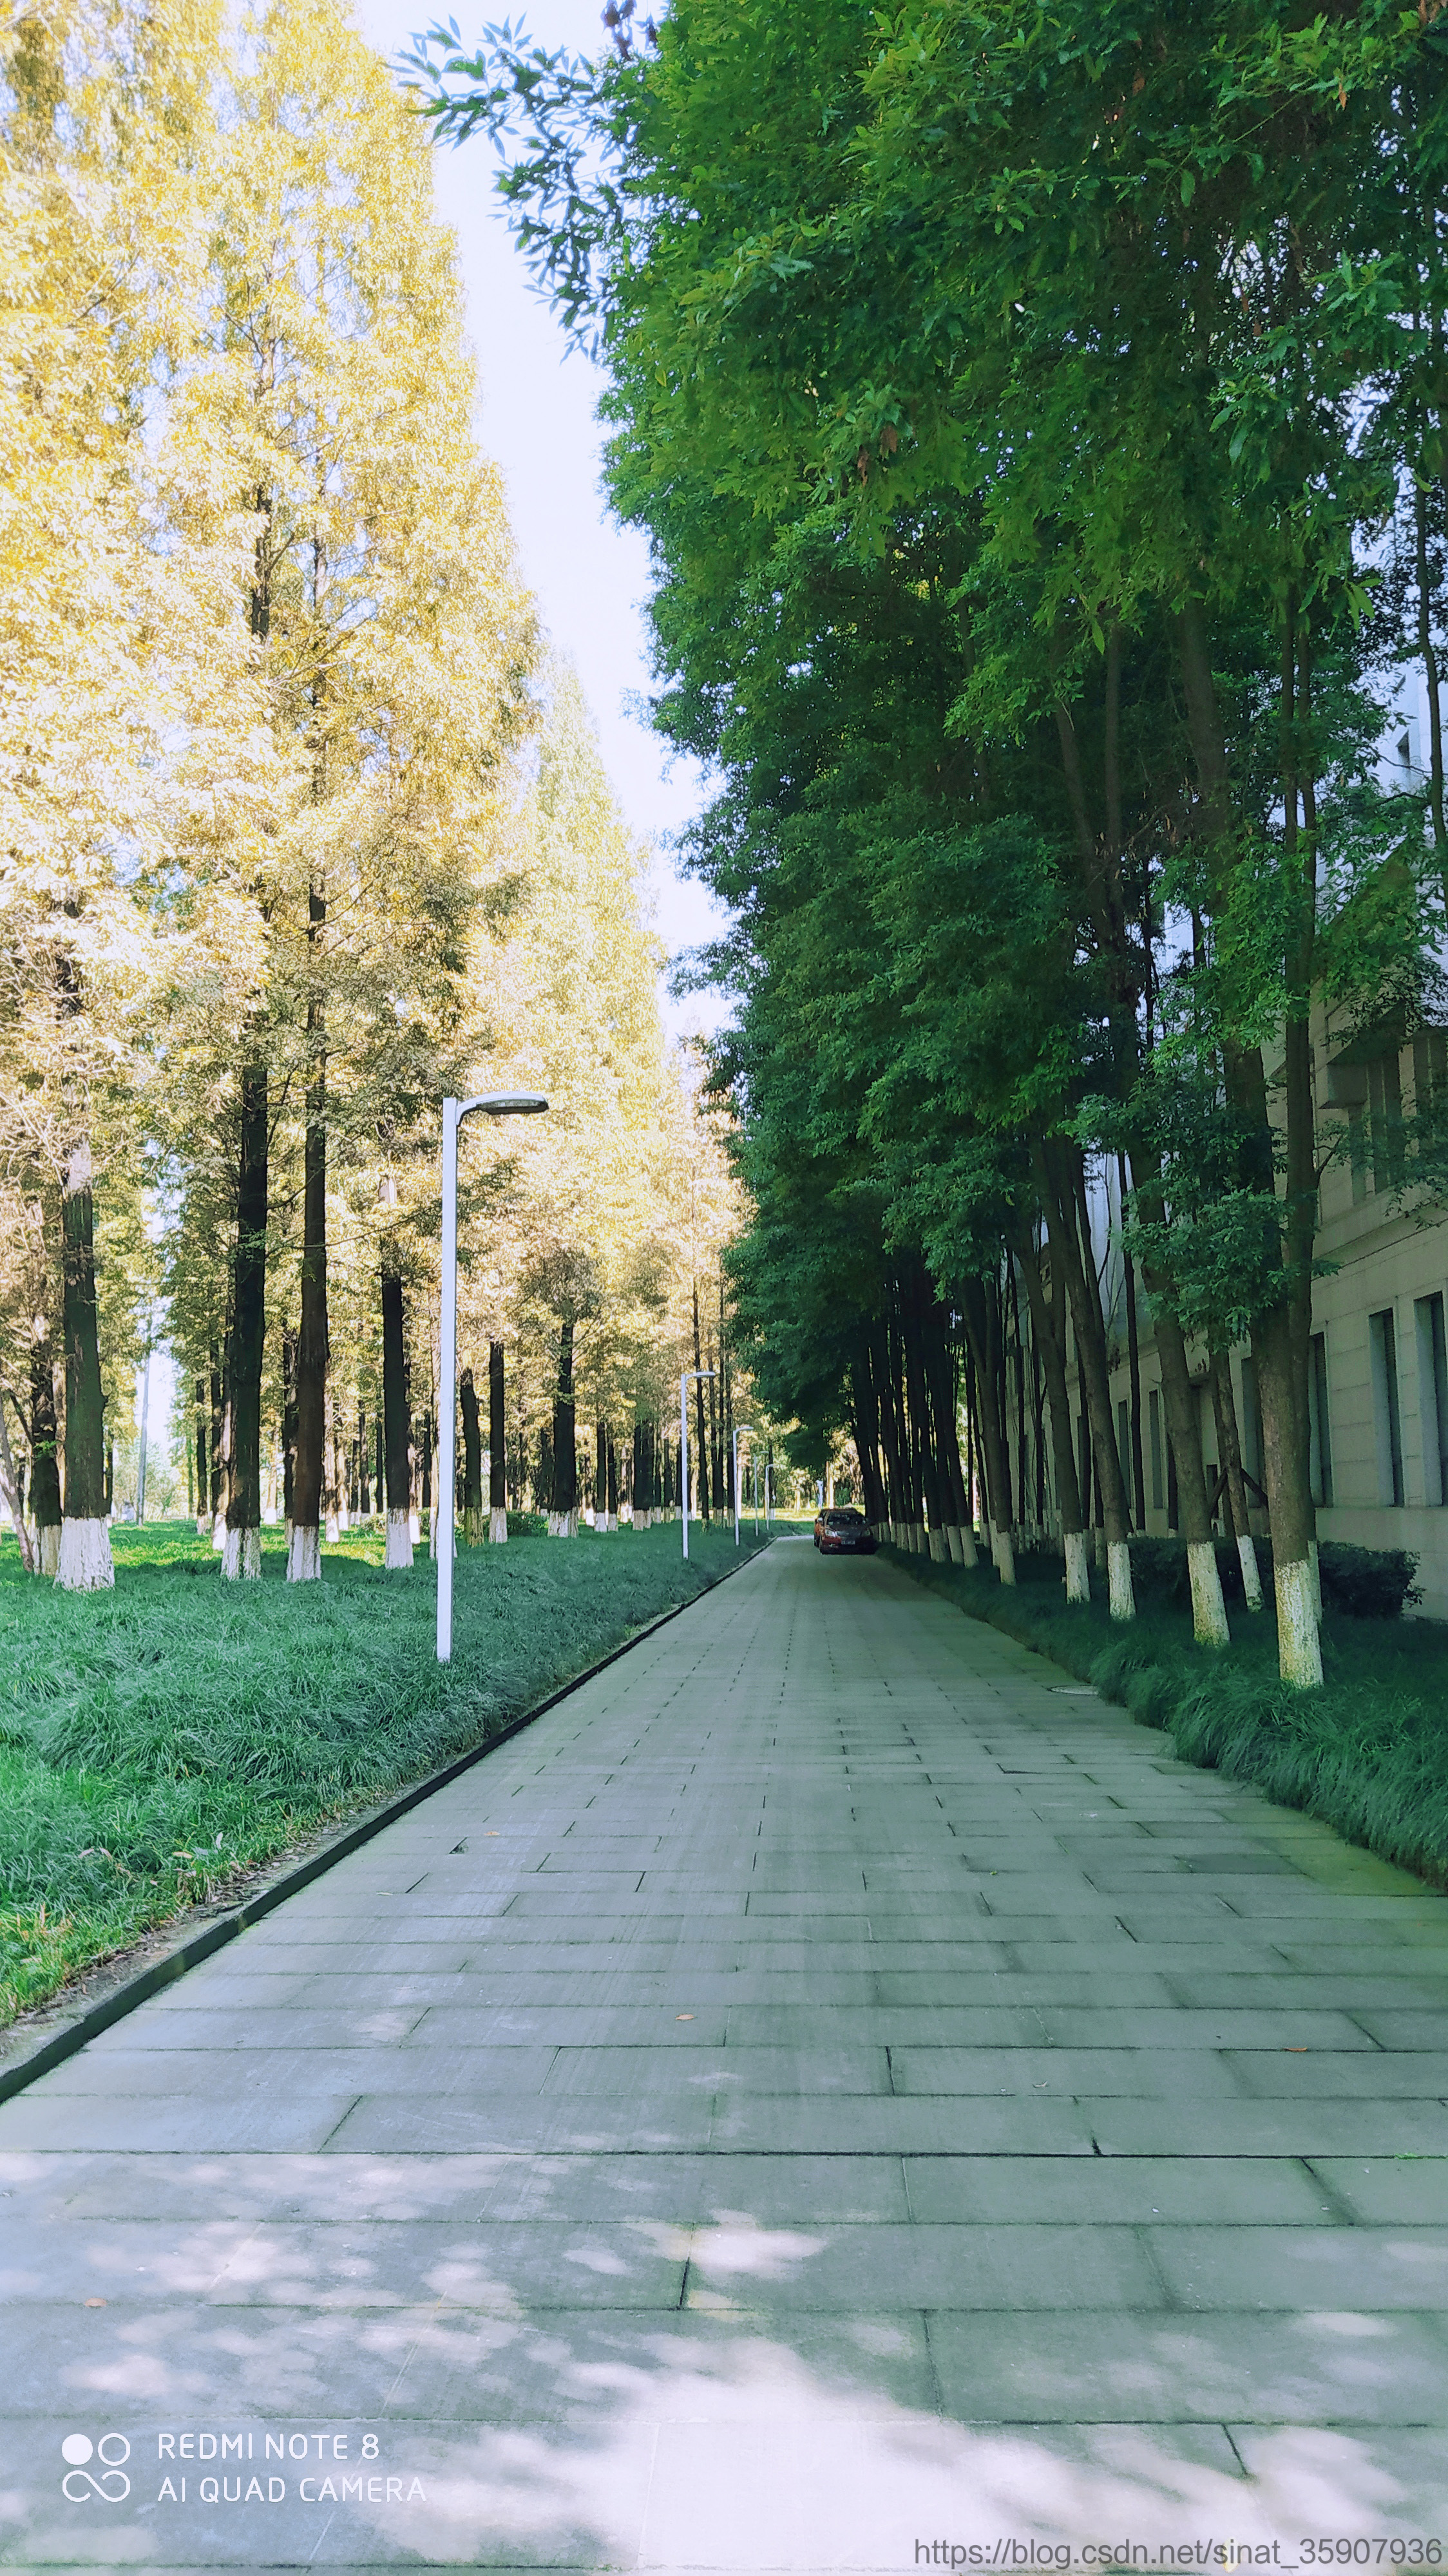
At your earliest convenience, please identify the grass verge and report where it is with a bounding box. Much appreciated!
[886,1544,1448,1892]
[0,1517,765,2025]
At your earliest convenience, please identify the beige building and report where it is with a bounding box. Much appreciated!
[1059,1005,1448,1621]
[995,688,1448,1613]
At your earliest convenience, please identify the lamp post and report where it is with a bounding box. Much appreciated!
[437,1092,547,1663]
[732,1424,754,1548]
[680,1368,715,1561]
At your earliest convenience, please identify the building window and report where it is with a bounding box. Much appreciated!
[1347,1104,1368,1206]
[1416,1293,1448,1506]
[1367,1050,1405,1194]
[1308,1332,1333,1508]
[1369,1307,1405,1506]
[1148,1387,1163,1513]
[1414,1027,1447,1107]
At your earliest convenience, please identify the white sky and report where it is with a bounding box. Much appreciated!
[358,0,730,1041]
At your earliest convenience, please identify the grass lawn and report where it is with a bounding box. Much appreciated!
[0,1515,764,2027]
[888,1544,1448,1891]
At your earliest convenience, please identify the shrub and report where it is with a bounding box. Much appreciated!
[1127,1533,1419,1620]
[1317,1540,1420,1619]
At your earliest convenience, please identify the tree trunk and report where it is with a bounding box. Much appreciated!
[1130,1153,1233,1645]
[1033,1141,1133,1619]
[194,1376,208,1533]
[551,1318,576,1532]
[959,1274,1016,1582]
[875,1320,904,1537]
[488,1340,508,1542]
[0,1395,36,1571]
[1119,1155,1147,1530]
[380,1258,412,1567]
[691,1279,710,1519]
[281,1330,298,1542]
[921,1293,975,1565]
[723,1315,734,1520]
[460,1365,484,1542]
[1179,598,1318,1683]
[30,1315,63,1577]
[289,1076,327,1580]
[223,1063,267,1581]
[56,1141,112,1589]
[1210,1346,1263,1609]
[849,1335,888,1535]
[1255,1301,1321,1681]
[902,1267,948,1557]
[595,1416,610,1528]
[1016,1224,1087,1600]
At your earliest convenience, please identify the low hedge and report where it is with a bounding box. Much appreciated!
[1126,1534,1421,1620]
[886,1541,1448,1891]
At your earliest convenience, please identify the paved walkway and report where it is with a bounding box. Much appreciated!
[2,1542,1447,2571]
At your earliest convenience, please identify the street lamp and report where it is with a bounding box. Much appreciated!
[680,1368,715,1561]
[732,1423,754,1548]
[437,1091,547,1663]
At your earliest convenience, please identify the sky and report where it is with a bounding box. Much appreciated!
[357,0,731,1039]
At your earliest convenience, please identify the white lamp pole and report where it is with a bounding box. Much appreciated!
[437,1092,547,1663]
[732,1424,754,1548]
[680,1368,715,1561]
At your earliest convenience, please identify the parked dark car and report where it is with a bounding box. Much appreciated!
[813,1508,877,1555]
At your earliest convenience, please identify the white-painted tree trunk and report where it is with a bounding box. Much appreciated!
[488,1506,508,1544]
[944,1526,964,1565]
[222,1527,262,1580]
[1186,1540,1231,1647]
[1237,1533,1264,1610]
[37,1523,61,1578]
[287,1526,321,1582]
[337,1500,349,1532]
[1064,1529,1091,1604]
[1107,1539,1135,1623]
[409,1510,421,1544]
[211,1513,226,1552]
[993,1526,1016,1586]
[55,1517,113,1591]
[1276,1555,1324,1687]
[384,1510,413,1569]
[325,1508,339,1542]
[957,1523,978,1568]
[928,1528,948,1562]
[196,1514,209,1537]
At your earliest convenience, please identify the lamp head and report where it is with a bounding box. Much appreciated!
[461,1092,549,1118]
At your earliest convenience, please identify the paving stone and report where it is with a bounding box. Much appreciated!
[3,1541,1447,2571]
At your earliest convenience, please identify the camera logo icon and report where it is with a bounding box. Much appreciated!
[61,2433,131,2502]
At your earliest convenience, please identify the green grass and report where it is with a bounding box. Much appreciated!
[0,1515,765,2027]
[886,1544,1448,1892]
